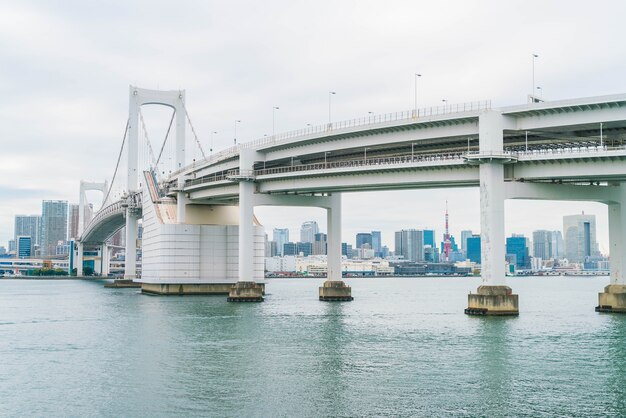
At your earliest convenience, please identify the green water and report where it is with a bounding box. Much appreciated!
[1,276,625,417]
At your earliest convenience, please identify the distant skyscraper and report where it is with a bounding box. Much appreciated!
[371,231,382,257]
[300,221,319,243]
[395,229,424,262]
[467,235,481,263]
[283,242,312,256]
[41,200,68,257]
[14,215,40,255]
[68,204,80,240]
[551,230,564,259]
[461,230,473,253]
[356,233,373,249]
[342,243,352,257]
[313,233,327,255]
[506,235,530,269]
[563,214,599,263]
[423,229,435,249]
[273,228,289,256]
[532,230,552,260]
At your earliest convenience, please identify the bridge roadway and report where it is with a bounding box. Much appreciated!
[79,87,626,313]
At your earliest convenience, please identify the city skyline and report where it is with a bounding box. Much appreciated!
[0,1,622,252]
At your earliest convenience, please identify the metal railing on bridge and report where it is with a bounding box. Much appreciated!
[170,100,491,178]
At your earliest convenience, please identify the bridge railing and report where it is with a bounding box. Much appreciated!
[171,100,491,178]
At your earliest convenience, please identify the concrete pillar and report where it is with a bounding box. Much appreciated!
[466,111,517,315]
[76,242,84,276]
[124,210,137,280]
[128,87,139,193]
[597,183,626,312]
[101,243,110,277]
[176,191,188,223]
[320,193,353,301]
[228,148,263,302]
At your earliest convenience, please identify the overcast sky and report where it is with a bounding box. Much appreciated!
[2,0,625,253]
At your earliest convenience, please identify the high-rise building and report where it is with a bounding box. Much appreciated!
[467,235,481,263]
[461,230,473,253]
[342,243,352,257]
[17,236,32,258]
[300,221,319,243]
[371,231,382,257]
[68,204,80,240]
[313,233,327,255]
[283,242,312,256]
[423,229,435,249]
[273,228,289,256]
[532,230,552,260]
[356,233,373,249]
[506,235,530,269]
[41,200,68,257]
[563,214,599,263]
[551,230,564,259]
[394,229,424,262]
[14,215,41,255]
[8,239,16,253]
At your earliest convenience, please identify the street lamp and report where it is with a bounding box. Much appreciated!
[272,106,279,136]
[234,120,241,144]
[532,53,539,102]
[210,131,217,153]
[536,86,543,99]
[329,91,336,125]
[414,73,422,116]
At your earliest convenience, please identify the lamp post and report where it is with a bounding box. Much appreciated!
[414,73,422,116]
[329,91,336,125]
[210,131,217,153]
[536,86,543,100]
[532,53,539,102]
[272,106,279,136]
[234,120,241,145]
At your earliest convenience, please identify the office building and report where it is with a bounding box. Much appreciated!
[313,233,327,255]
[532,230,552,260]
[423,229,435,249]
[300,221,319,243]
[356,233,373,249]
[283,242,312,257]
[68,204,80,240]
[395,229,424,262]
[506,235,530,269]
[17,236,32,258]
[342,243,352,257]
[467,235,481,264]
[41,200,68,257]
[551,230,565,259]
[14,215,41,255]
[563,213,599,263]
[371,231,382,257]
[461,230,473,253]
[273,228,289,256]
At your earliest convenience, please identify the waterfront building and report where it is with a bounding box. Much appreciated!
[395,229,424,262]
[273,228,289,256]
[8,239,16,253]
[506,235,530,269]
[563,214,599,263]
[342,242,352,257]
[313,233,327,255]
[14,215,41,256]
[17,236,32,258]
[299,221,318,243]
[467,235,481,264]
[551,230,565,259]
[533,230,552,260]
[41,200,68,257]
[283,242,312,257]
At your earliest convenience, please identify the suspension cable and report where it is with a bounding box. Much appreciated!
[181,98,207,160]
[138,107,158,167]
[156,109,176,167]
[103,118,129,205]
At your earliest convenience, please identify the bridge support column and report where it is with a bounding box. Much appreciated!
[228,149,263,302]
[320,193,352,301]
[76,242,84,277]
[101,243,110,277]
[597,183,626,313]
[124,210,137,280]
[466,110,518,316]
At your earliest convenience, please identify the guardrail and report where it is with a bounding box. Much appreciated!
[80,192,143,242]
[170,100,491,178]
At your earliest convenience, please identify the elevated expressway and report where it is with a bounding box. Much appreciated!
[165,93,626,311]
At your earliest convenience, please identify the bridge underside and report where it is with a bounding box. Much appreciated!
[81,213,125,245]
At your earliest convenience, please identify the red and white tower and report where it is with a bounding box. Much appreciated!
[443,201,451,260]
